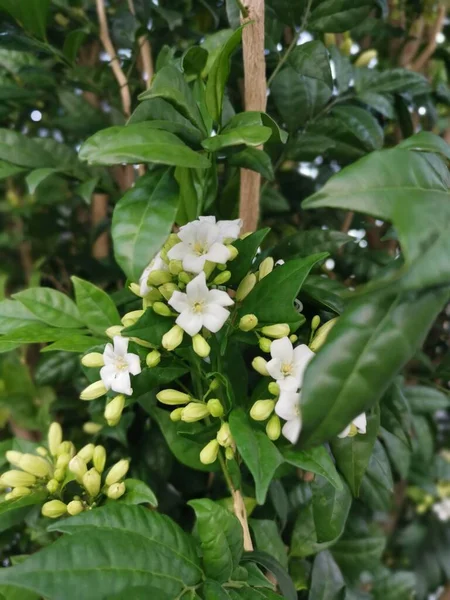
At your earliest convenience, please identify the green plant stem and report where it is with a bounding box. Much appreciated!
[218,448,235,492]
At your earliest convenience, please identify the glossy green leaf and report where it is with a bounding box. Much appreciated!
[241,551,297,600]
[0,324,86,345]
[25,168,57,194]
[120,478,158,507]
[71,277,120,336]
[329,46,353,93]
[357,91,395,118]
[0,299,41,334]
[182,46,209,76]
[79,124,210,168]
[202,126,272,152]
[331,106,383,151]
[403,385,450,413]
[250,519,288,569]
[229,148,274,181]
[355,68,429,97]
[0,492,46,534]
[0,0,50,39]
[301,276,345,314]
[41,335,105,353]
[0,129,55,168]
[309,551,345,600]
[111,169,179,281]
[12,288,83,329]
[189,498,243,582]
[282,445,343,490]
[229,409,284,505]
[289,40,333,88]
[397,131,450,159]
[373,571,416,600]
[332,534,386,578]
[359,440,393,511]
[228,228,270,287]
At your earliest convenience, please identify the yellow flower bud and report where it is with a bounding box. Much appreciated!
[105,459,129,486]
[207,398,224,418]
[54,468,66,482]
[266,415,281,441]
[181,402,210,423]
[259,257,274,279]
[239,314,258,332]
[416,503,427,514]
[260,324,290,339]
[83,422,103,435]
[105,325,124,338]
[130,336,153,348]
[67,500,84,516]
[311,315,321,332]
[157,389,190,406]
[159,282,179,301]
[81,352,105,368]
[289,334,298,343]
[146,350,161,368]
[36,446,48,457]
[162,325,184,351]
[200,439,219,465]
[47,479,59,494]
[152,302,173,317]
[104,394,125,427]
[212,271,231,285]
[128,282,142,297]
[80,380,107,401]
[83,468,101,497]
[8,486,31,500]
[217,422,233,447]
[178,271,193,284]
[252,356,269,376]
[121,310,145,327]
[309,318,338,352]
[93,446,106,473]
[170,407,184,422]
[147,270,172,286]
[1,470,36,488]
[226,245,239,261]
[258,337,272,353]
[6,450,23,467]
[48,422,63,456]
[324,33,336,48]
[55,453,69,469]
[268,382,280,396]
[250,399,275,421]
[354,49,377,67]
[203,261,216,278]
[19,454,52,478]
[225,446,235,460]
[77,444,95,463]
[163,233,180,251]
[142,288,163,307]
[236,273,257,301]
[192,334,211,358]
[57,441,75,458]
[107,482,126,500]
[169,260,183,275]
[69,456,87,483]
[41,499,67,519]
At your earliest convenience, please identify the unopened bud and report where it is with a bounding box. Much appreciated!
[236,273,257,301]
[159,283,179,301]
[67,500,84,516]
[225,447,235,460]
[207,398,224,418]
[354,49,377,67]
[203,261,216,278]
[54,468,66,482]
[169,260,183,275]
[192,334,211,358]
[170,407,184,422]
[157,389,190,406]
[181,402,210,423]
[178,271,193,284]
[48,422,63,456]
[128,282,142,297]
[107,482,126,499]
[289,334,298,343]
[311,315,321,332]
[6,451,23,467]
[250,400,275,421]
[164,233,180,251]
[142,288,163,307]
[81,352,104,368]
[83,422,103,435]
[259,337,272,353]
[80,380,107,401]
[212,271,231,285]
[104,394,125,427]
[217,422,233,447]
[324,33,336,48]
[77,444,95,463]
[268,382,280,396]
[83,468,101,497]
[121,310,144,327]
[93,446,106,473]
[261,324,290,339]
[106,325,124,339]
[69,456,87,483]
[309,318,338,352]
[259,257,274,279]
[209,378,220,391]
[105,459,129,486]
[252,356,269,376]
[47,479,59,494]
[226,245,239,261]
[148,270,172,286]
[56,441,75,458]
[41,499,67,519]
[200,439,219,465]
[8,486,31,500]
[146,350,161,368]
[162,325,184,351]
[36,446,48,457]
[239,314,258,332]
[152,302,173,317]
[19,454,51,478]
[266,415,281,440]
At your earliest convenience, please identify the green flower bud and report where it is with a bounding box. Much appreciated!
[207,398,224,418]
[311,315,321,332]
[147,270,172,286]
[178,271,193,284]
[105,325,124,339]
[217,422,233,447]
[69,456,87,483]
[309,318,338,352]
[152,302,173,317]
[236,273,257,301]
[0,470,36,488]
[250,400,275,421]
[158,283,179,301]
[289,334,298,343]
[83,468,101,497]
[268,382,280,396]
[142,288,163,307]
[212,271,231,285]
[181,402,210,423]
[54,468,66,482]
[162,325,184,351]
[19,454,52,478]
[192,334,211,358]
[47,478,59,494]
[104,394,125,427]
[48,422,63,456]
[81,352,104,368]
[259,257,274,279]
[93,446,106,473]
[6,450,23,468]
[121,310,144,327]
[36,446,48,457]
[203,261,216,278]
[56,441,75,458]
[226,245,239,261]
[252,356,269,376]
[170,407,184,422]
[128,282,142,297]
[42,499,67,519]
[130,336,153,348]
[83,422,103,435]
[225,447,235,460]
[105,459,129,486]
[107,482,126,500]
[157,389,190,406]
[163,233,180,251]
[200,440,219,465]
[266,415,281,441]
[80,380,107,401]
[67,500,84,516]
[77,444,95,463]
[8,486,31,500]
[169,260,183,275]
[258,337,272,353]
[146,350,161,368]
[260,324,290,339]
[209,378,220,391]
[239,314,258,332]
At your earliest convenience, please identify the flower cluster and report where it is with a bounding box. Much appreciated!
[408,453,450,521]
[0,422,129,518]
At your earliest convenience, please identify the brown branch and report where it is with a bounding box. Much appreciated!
[410,4,446,72]
[341,211,354,234]
[232,488,254,551]
[91,192,110,260]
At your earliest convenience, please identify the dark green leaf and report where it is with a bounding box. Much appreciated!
[71,277,120,336]
[182,47,209,76]
[41,335,105,353]
[272,231,351,262]
[250,520,288,569]
[0,492,46,534]
[403,385,450,413]
[202,126,272,152]
[397,131,450,159]
[229,148,274,181]
[359,440,393,511]
[12,288,83,329]
[309,551,345,600]
[0,0,50,39]
[241,551,297,600]
[120,478,158,507]
[282,445,343,490]
[309,0,374,33]
[0,299,41,334]
[228,228,270,287]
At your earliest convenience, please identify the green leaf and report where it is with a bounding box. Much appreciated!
[239,255,328,330]
[228,228,270,287]
[41,335,106,353]
[289,40,333,88]
[0,492,46,533]
[309,551,345,600]
[0,0,50,39]
[355,68,429,97]
[332,534,386,579]
[122,308,174,347]
[132,363,189,399]
[0,129,55,168]
[241,551,297,600]
[0,160,25,180]
[301,276,345,314]
[397,131,450,159]
[79,124,210,169]
[331,106,383,152]
[272,230,351,262]
[229,148,274,181]
[373,571,416,600]
[189,498,243,582]
[0,299,41,334]
[329,46,353,94]
[62,29,87,63]
[25,168,57,194]
[111,169,179,281]
[71,277,120,336]
[330,407,380,496]
[403,385,450,413]
[359,440,393,511]
[202,126,272,152]
[182,46,209,76]
[282,445,343,490]
[206,26,244,123]
[299,286,449,447]
[357,91,395,118]
[75,177,99,204]
[229,409,284,505]
[250,520,288,569]
[0,324,86,345]
[120,478,158,507]
[309,0,374,32]
[12,288,83,329]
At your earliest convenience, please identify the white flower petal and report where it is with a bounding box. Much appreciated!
[292,344,315,387]
[199,216,216,224]
[282,417,302,444]
[139,264,153,296]
[338,425,351,438]
[217,218,242,241]
[271,337,294,364]
[176,310,203,336]
[103,343,115,364]
[353,413,367,434]
[126,353,141,376]
[113,336,128,357]
[111,370,132,395]
[168,242,187,260]
[278,376,301,392]
[207,288,234,307]
[168,290,189,314]
[183,253,206,274]
[275,390,300,421]
[100,365,116,390]
[205,242,230,264]
[266,357,283,381]
[202,305,230,333]
[185,272,209,300]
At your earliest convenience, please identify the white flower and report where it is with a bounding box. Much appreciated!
[338,413,367,438]
[168,217,241,274]
[432,498,450,521]
[100,336,141,396]
[139,252,168,296]
[168,272,234,336]
[275,389,302,444]
[266,337,315,391]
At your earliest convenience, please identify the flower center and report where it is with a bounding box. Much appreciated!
[114,356,129,371]
[193,241,208,256]
[281,362,293,376]
[192,301,204,313]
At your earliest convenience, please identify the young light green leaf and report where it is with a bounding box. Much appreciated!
[12,288,83,329]
[0,299,41,334]
[120,479,158,507]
